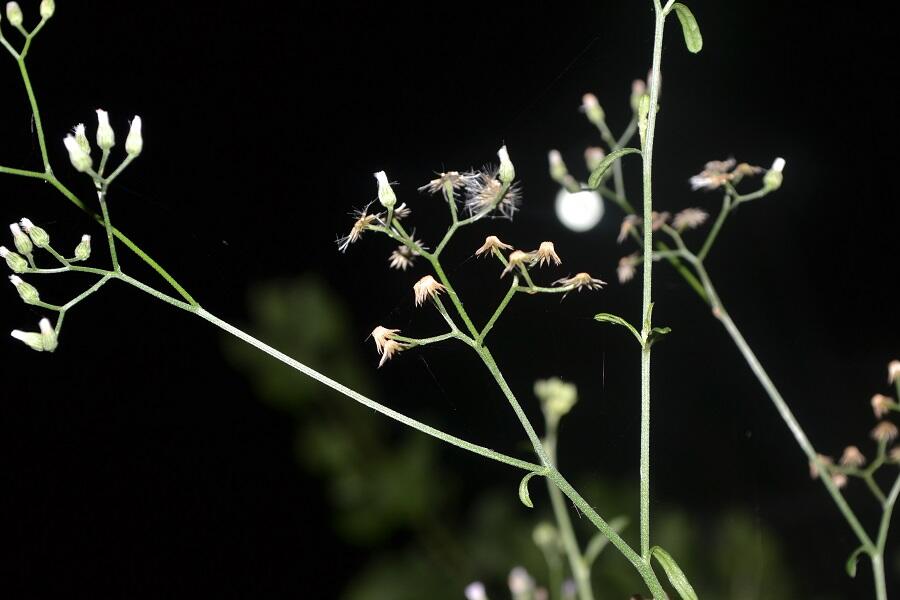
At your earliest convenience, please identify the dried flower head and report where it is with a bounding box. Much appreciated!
[413,275,446,306]
[618,215,642,243]
[418,171,470,195]
[337,209,379,252]
[672,208,709,230]
[508,566,535,595]
[617,253,640,284]
[871,394,895,419]
[650,211,670,231]
[831,473,849,489]
[463,169,522,219]
[888,360,900,385]
[501,250,533,277]
[388,244,419,271]
[871,421,899,443]
[809,453,833,479]
[393,203,412,220]
[840,446,866,468]
[535,241,561,267]
[554,272,607,292]
[689,157,764,191]
[475,235,513,257]
[535,377,578,421]
[371,326,405,367]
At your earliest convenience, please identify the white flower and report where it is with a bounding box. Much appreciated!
[871,394,894,419]
[871,421,899,443]
[617,253,639,284]
[497,145,515,184]
[889,360,900,384]
[63,135,93,173]
[464,582,487,600]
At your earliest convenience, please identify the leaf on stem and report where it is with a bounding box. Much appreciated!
[518,471,544,508]
[671,3,703,54]
[846,545,868,578]
[647,326,672,348]
[650,546,698,600]
[587,148,641,189]
[594,313,642,345]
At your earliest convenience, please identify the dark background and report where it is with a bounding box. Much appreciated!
[1,1,897,597]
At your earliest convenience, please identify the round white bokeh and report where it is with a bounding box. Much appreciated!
[555,188,604,232]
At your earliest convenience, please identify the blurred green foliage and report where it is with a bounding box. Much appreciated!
[224,276,797,599]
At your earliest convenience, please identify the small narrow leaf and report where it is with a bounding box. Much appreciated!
[518,471,543,508]
[650,546,698,600]
[594,313,642,345]
[672,3,703,53]
[648,326,672,348]
[846,545,868,578]
[588,148,641,189]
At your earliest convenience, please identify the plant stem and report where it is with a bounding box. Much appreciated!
[545,423,594,600]
[97,188,120,272]
[636,3,667,563]
[697,193,731,261]
[17,57,51,173]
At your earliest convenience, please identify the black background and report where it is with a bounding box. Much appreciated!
[1,1,898,597]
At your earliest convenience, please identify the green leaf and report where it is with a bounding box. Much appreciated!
[587,148,641,189]
[518,471,543,508]
[594,313,642,345]
[846,545,868,578]
[671,3,703,53]
[648,326,672,348]
[650,546,698,600]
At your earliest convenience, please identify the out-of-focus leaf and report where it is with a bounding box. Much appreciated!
[588,148,641,189]
[650,546,698,600]
[846,545,867,578]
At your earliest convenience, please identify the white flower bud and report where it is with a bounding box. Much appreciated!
[9,275,39,304]
[74,234,91,261]
[95,109,116,150]
[39,0,54,19]
[64,135,93,173]
[19,218,49,248]
[6,2,23,27]
[9,222,33,255]
[374,170,396,209]
[497,145,515,184]
[764,157,785,190]
[464,582,487,600]
[581,93,605,126]
[74,123,92,155]
[1,246,29,273]
[125,116,143,156]
[39,317,57,352]
[11,329,44,352]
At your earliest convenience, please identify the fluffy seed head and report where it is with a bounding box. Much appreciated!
[370,326,404,367]
[840,446,866,468]
[413,275,446,307]
[871,394,894,419]
[673,208,709,230]
[871,421,899,443]
[888,360,900,384]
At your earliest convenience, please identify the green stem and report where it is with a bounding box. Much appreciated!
[477,279,517,345]
[692,261,876,551]
[636,4,667,563]
[97,189,120,271]
[193,306,541,473]
[545,424,594,600]
[17,57,51,173]
[697,193,731,261]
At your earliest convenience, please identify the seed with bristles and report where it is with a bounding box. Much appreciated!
[808,453,833,479]
[413,275,446,307]
[871,394,895,419]
[475,235,513,257]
